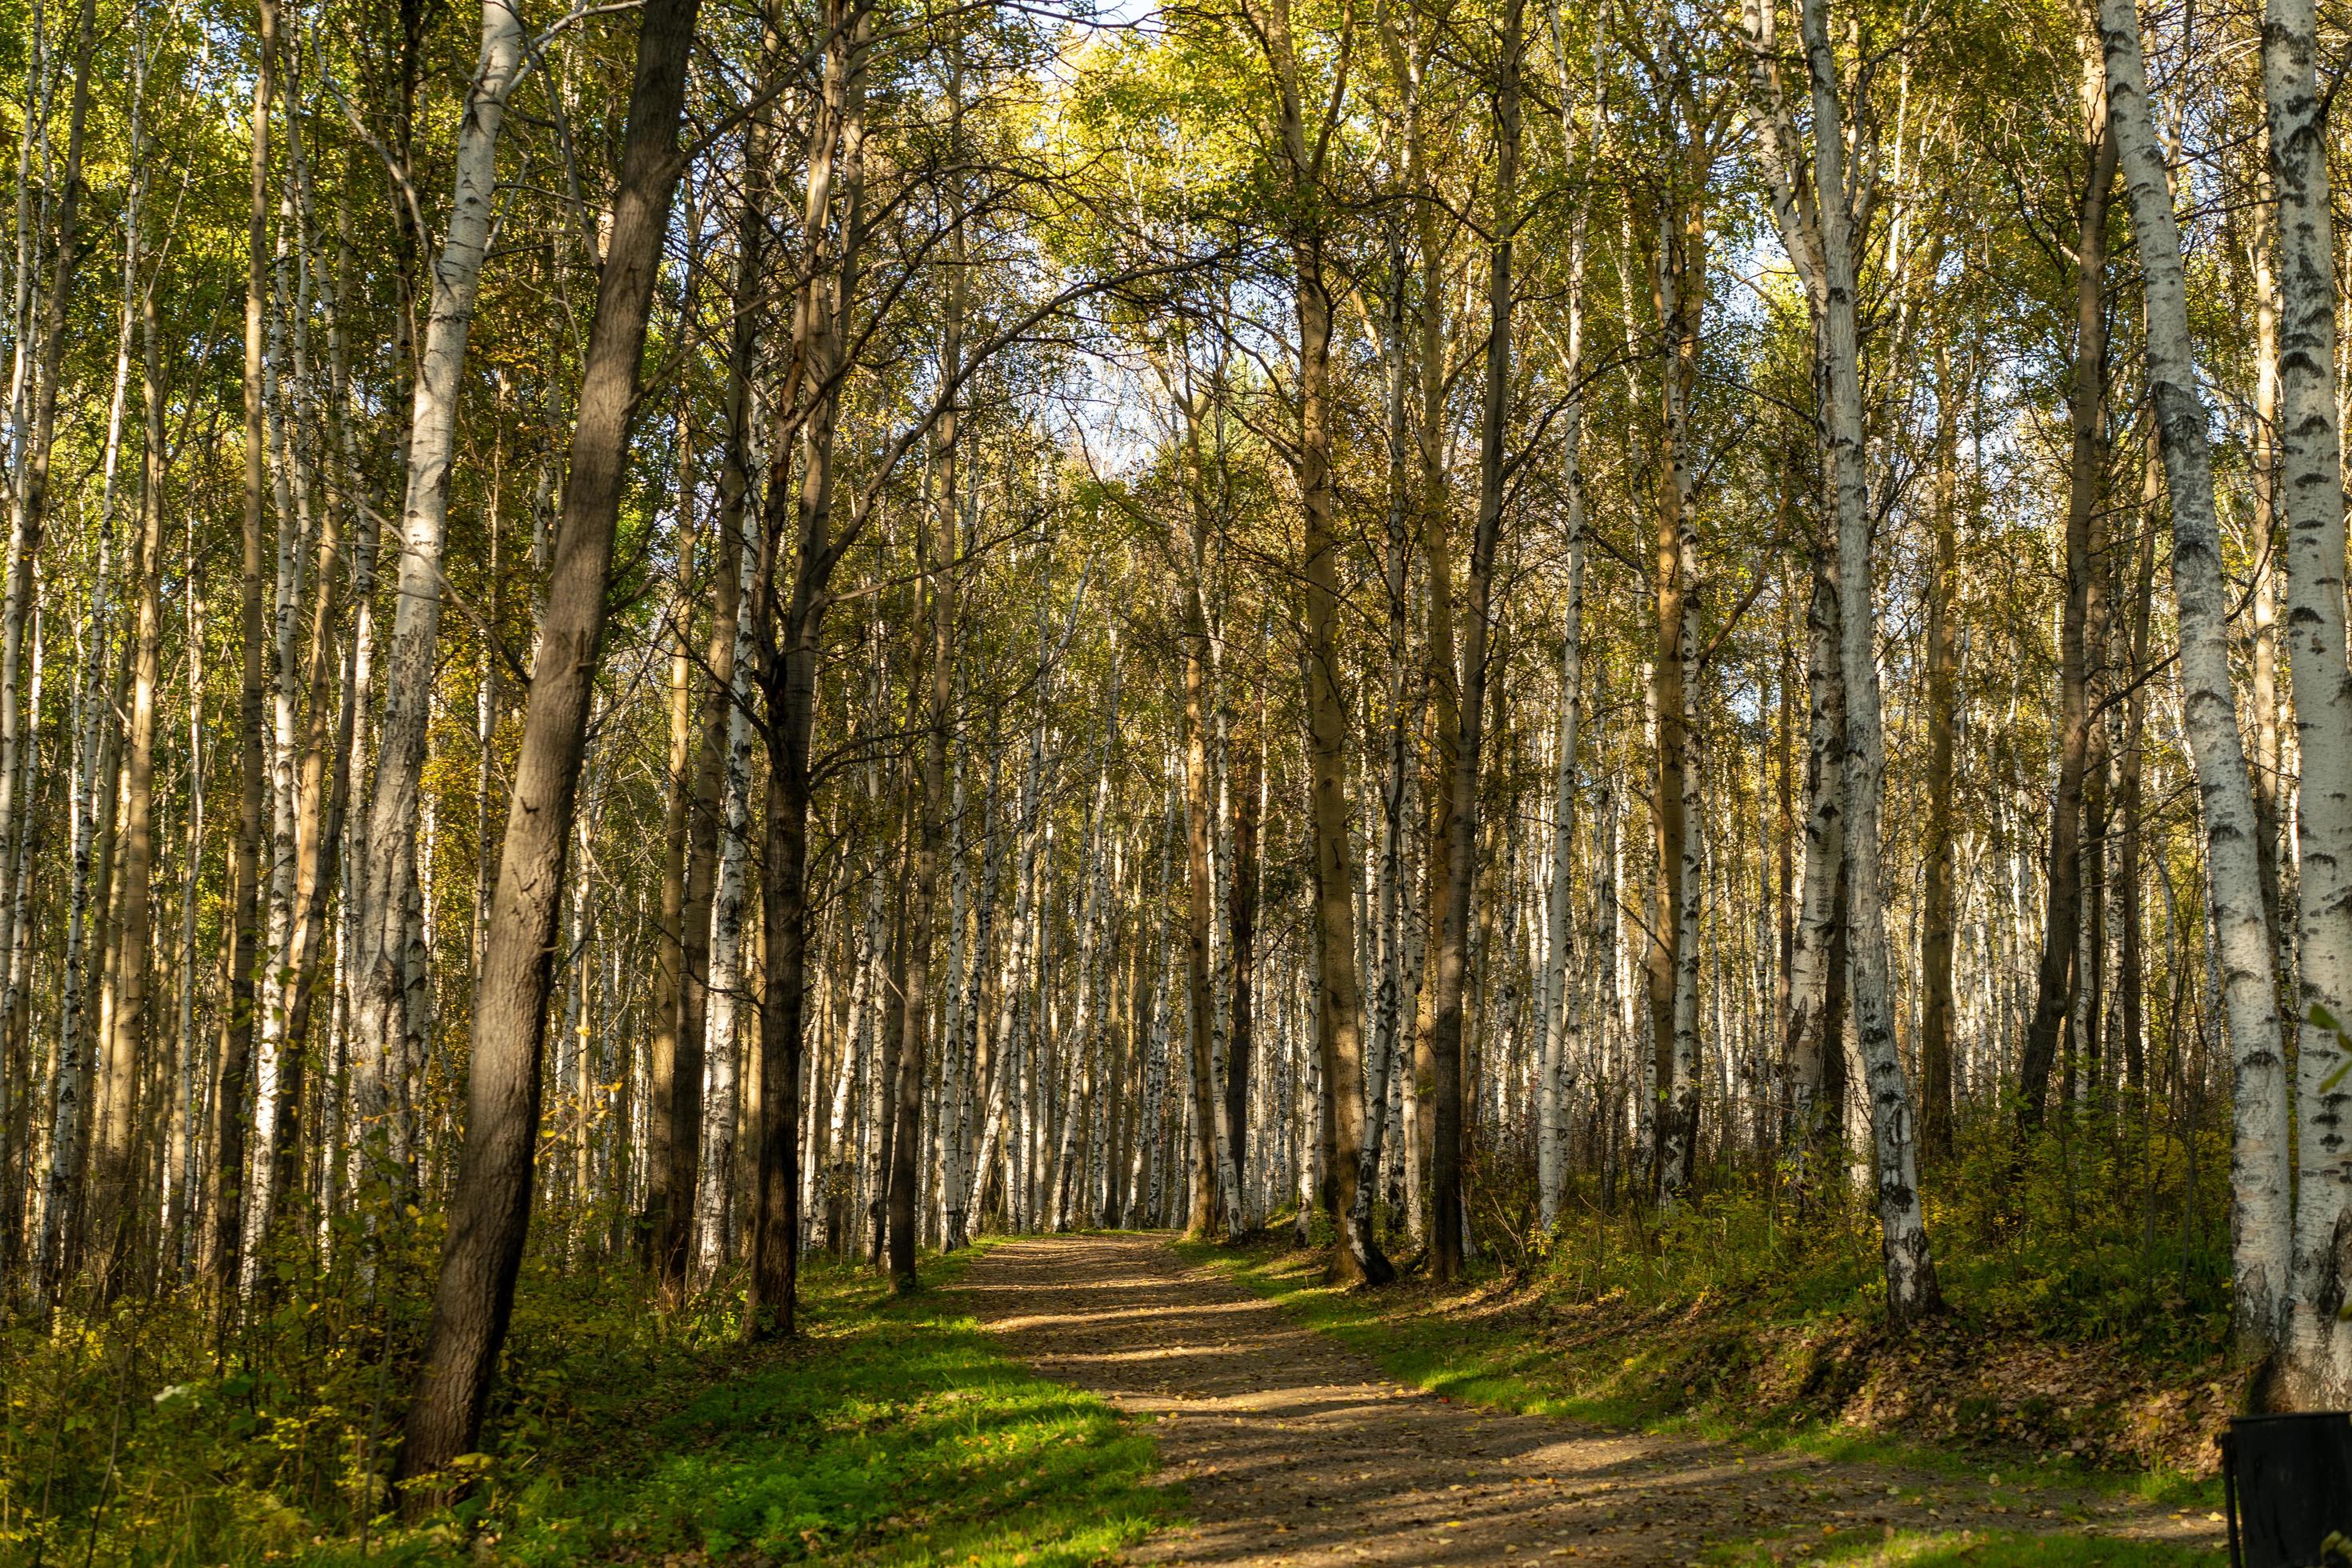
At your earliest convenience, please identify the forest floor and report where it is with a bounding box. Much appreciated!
[961,1234,2230,1568]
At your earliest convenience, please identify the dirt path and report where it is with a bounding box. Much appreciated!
[958,1234,2225,1567]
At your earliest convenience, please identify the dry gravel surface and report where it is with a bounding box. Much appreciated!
[956,1233,2228,1567]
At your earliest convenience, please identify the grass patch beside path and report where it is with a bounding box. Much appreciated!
[1168,1238,2221,1520]
[347,1246,1174,1566]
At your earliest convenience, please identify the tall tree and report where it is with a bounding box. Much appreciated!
[2260,0,2352,1406]
[349,0,527,1189]
[2092,0,2291,1378]
[395,0,704,1482]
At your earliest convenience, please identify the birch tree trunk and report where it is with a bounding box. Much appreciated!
[1783,555,1843,1166]
[1535,17,1588,1225]
[1648,184,1703,1204]
[2090,0,2291,1360]
[1746,9,1843,1182]
[947,752,1002,1248]
[351,0,525,1186]
[661,271,750,1290]
[255,189,370,1282]
[694,517,758,1277]
[1800,0,1938,1318]
[1405,20,1454,1255]
[2261,0,2352,1404]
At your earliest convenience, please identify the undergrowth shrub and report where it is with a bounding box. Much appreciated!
[0,1206,733,1565]
[1510,1098,2232,1362]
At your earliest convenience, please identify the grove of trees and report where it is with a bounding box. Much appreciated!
[6,0,2352,1543]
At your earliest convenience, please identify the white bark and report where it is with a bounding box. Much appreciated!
[0,0,58,1021]
[957,765,1008,1236]
[693,513,758,1277]
[1534,104,1588,1225]
[1799,0,1936,1316]
[242,227,318,1293]
[350,0,524,1165]
[2091,0,2293,1371]
[1538,602,1582,1226]
[2262,0,2352,1400]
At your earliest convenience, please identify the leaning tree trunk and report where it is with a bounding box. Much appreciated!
[2090,0,2291,1361]
[394,0,701,1486]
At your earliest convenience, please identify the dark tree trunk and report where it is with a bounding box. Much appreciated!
[1920,351,1961,1159]
[204,0,274,1293]
[1430,0,1518,1282]
[890,161,964,1286]
[2020,124,2115,1134]
[745,0,868,1345]
[1180,599,1219,1237]
[1226,738,1259,1196]
[393,0,701,1486]
[90,243,168,1298]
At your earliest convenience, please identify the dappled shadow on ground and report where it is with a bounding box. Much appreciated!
[959,1234,2226,1568]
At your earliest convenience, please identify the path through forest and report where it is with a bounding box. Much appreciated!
[959,1235,2226,1566]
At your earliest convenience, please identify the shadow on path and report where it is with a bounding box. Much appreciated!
[958,1233,2226,1567]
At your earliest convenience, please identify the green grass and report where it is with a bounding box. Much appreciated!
[1170,1236,2221,1515]
[6,1243,1177,1566]
[374,1246,1178,1565]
